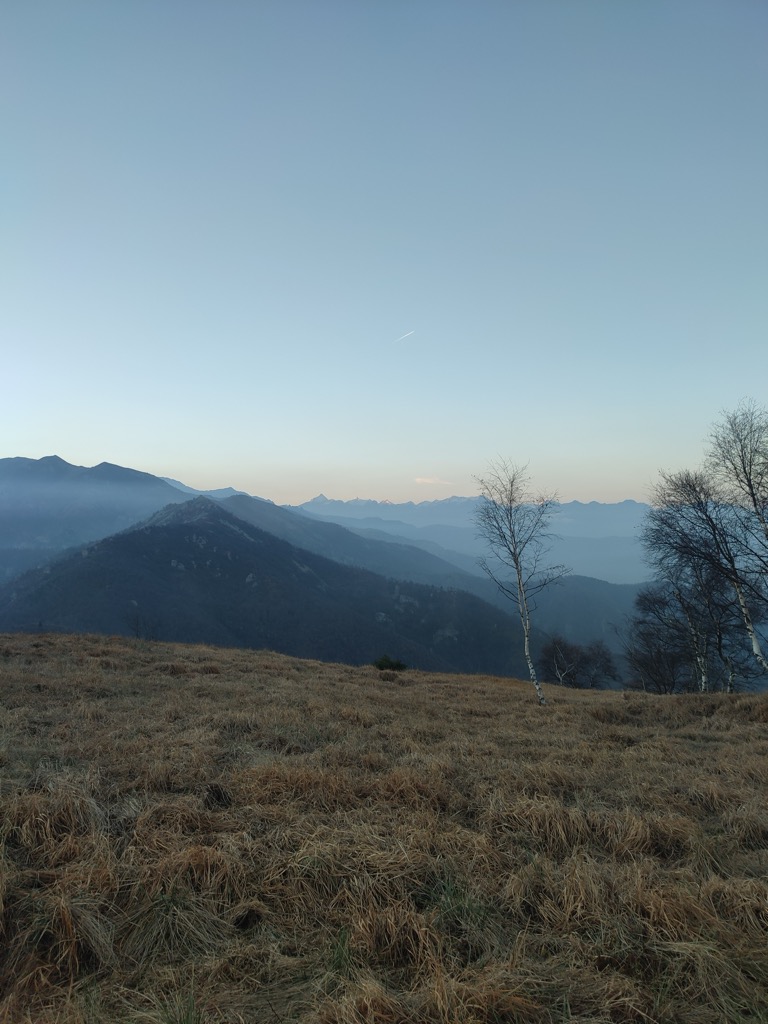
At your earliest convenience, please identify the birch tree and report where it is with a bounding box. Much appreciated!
[708,400,768,588]
[644,467,768,676]
[624,585,693,694]
[474,460,569,705]
[625,576,750,693]
[708,400,768,542]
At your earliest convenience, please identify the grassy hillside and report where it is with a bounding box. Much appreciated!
[0,634,766,1023]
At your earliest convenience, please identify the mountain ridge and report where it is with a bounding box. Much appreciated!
[295,495,650,584]
[0,456,646,660]
[0,496,529,675]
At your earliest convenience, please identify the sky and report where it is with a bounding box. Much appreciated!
[3,0,766,505]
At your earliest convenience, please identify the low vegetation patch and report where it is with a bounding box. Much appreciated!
[0,633,766,1022]
[373,655,408,673]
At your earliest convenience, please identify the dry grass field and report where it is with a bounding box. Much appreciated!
[0,633,766,1023]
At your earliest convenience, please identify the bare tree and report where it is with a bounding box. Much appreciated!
[636,402,768,692]
[624,585,694,694]
[540,633,619,689]
[642,501,738,692]
[708,400,768,544]
[581,640,620,689]
[644,468,768,675]
[540,633,582,687]
[707,400,768,592]
[624,577,751,694]
[474,460,569,705]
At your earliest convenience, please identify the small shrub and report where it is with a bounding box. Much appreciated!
[373,655,406,672]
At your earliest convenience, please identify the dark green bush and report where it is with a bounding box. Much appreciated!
[373,654,407,672]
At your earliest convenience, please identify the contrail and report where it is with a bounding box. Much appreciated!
[395,330,415,342]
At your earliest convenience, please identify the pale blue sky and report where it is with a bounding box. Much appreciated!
[3,1,766,503]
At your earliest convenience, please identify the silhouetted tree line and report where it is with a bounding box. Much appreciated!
[625,401,768,693]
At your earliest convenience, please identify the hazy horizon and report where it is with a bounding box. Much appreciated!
[5,450,652,508]
[5,2,765,505]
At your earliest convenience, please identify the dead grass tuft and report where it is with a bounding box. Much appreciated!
[119,884,233,969]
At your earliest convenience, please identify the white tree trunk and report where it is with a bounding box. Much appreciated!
[733,579,768,673]
[522,623,546,705]
[517,570,546,705]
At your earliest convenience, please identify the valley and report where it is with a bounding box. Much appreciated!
[0,457,645,680]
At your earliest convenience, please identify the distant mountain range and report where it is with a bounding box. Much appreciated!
[0,456,648,672]
[0,495,528,676]
[293,494,650,585]
[0,456,184,579]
